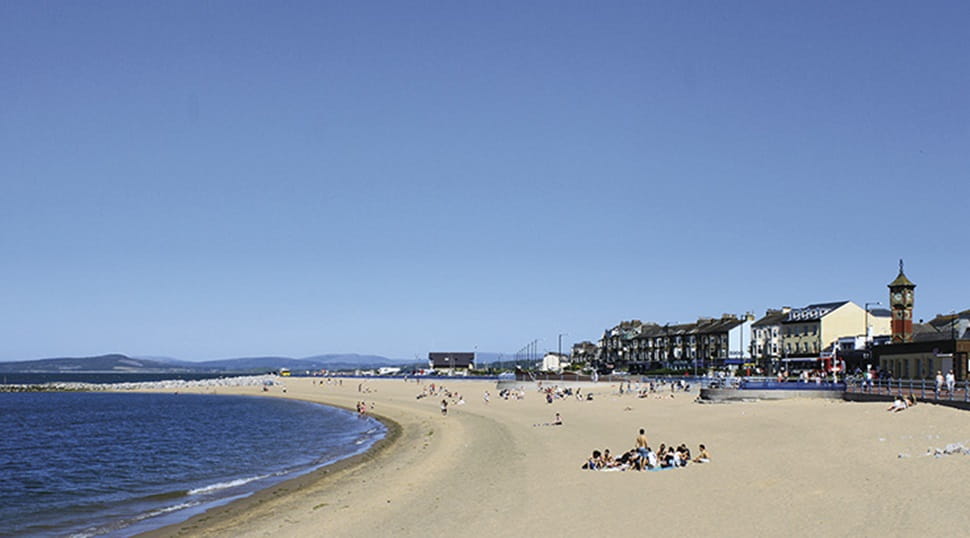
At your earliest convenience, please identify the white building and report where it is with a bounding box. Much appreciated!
[540,352,569,373]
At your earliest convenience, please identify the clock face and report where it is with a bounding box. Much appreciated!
[893,292,902,302]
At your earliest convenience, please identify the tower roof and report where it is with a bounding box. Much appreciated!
[888,259,915,288]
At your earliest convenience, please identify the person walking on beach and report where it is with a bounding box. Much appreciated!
[440,399,448,416]
[935,371,944,398]
[483,390,490,404]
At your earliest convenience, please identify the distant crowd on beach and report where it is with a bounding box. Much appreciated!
[582,428,710,472]
[356,401,373,416]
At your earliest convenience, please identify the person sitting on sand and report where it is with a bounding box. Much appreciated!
[554,412,562,426]
[693,444,711,463]
[906,394,917,407]
[602,449,615,468]
[644,446,658,469]
[677,444,691,466]
[671,447,684,468]
[621,448,642,471]
[582,450,604,470]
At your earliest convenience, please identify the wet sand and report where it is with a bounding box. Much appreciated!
[139,377,970,537]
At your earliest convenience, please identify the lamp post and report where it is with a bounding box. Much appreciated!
[865,302,881,349]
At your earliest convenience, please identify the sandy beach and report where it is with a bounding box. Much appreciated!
[139,377,970,537]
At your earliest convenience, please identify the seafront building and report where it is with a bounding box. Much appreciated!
[427,352,475,375]
[579,263,965,377]
[780,301,891,358]
[595,314,753,373]
[751,308,789,371]
[570,341,598,366]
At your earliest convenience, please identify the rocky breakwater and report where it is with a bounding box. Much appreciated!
[0,375,280,392]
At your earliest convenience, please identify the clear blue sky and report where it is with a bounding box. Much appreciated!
[2,1,968,361]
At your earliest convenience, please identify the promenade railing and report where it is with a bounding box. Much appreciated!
[844,376,970,402]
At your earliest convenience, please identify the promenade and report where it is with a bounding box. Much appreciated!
[844,377,970,410]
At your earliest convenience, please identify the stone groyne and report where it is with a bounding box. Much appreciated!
[0,374,279,392]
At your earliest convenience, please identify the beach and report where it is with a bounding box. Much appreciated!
[140,377,970,537]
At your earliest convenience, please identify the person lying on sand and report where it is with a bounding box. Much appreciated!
[887,397,908,413]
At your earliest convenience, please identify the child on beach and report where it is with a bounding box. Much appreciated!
[440,399,448,415]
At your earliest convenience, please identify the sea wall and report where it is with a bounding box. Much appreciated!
[700,387,844,402]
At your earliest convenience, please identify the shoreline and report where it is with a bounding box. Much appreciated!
[137,400,402,538]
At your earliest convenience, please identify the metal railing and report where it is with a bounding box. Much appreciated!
[845,377,970,402]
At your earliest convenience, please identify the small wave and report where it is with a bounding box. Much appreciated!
[137,501,201,521]
[188,474,271,496]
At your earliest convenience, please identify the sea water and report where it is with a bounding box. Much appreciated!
[0,392,384,537]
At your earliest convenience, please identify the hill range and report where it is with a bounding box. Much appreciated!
[0,353,413,374]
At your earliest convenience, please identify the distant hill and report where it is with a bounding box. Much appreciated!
[193,354,405,372]
[0,353,409,374]
[0,354,202,373]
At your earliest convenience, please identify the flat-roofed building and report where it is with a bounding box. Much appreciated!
[428,352,475,375]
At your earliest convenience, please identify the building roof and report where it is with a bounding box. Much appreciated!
[428,352,475,368]
[694,317,744,334]
[782,301,850,323]
[752,309,788,327]
[928,310,970,328]
[888,263,916,288]
[868,308,892,317]
[911,323,944,342]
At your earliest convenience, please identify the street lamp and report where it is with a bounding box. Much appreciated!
[865,302,881,349]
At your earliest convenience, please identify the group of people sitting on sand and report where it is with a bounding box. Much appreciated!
[887,394,918,413]
[582,428,710,471]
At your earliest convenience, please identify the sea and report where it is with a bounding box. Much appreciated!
[0,375,385,537]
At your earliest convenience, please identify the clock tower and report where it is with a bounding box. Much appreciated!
[888,259,916,344]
